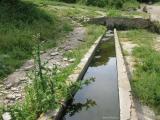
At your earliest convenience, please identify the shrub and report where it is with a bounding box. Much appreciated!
[0,0,72,80]
[137,0,160,3]
[52,0,138,8]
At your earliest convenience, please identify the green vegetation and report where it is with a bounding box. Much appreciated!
[0,0,72,80]
[2,0,159,119]
[1,25,105,120]
[53,0,140,9]
[38,1,148,19]
[119,30,160,113]
[106,8,149,18]
[0,0,144,80]
[0,0,106,118]
[138,0,160,3]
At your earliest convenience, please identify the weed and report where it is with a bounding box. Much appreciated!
[0,0,72,80]
[106,8,122,17]
[119,29,160,113]
[0,25,105,119]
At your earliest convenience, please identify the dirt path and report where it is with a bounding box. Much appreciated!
[0,26,86,106]
[146,5,160,21]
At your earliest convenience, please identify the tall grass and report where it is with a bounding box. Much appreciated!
[132,46,160,112]
[119,29,160,113]
[0,25,105,120]
[0,0,72,80]
[52,0,140,9]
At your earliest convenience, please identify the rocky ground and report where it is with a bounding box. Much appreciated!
[154,35,160,52]
[0,25,86,107]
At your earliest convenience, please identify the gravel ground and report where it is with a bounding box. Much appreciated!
[0,26,86,106]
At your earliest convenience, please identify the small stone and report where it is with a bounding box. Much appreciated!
[11,87,18,91]
[95,56,101,59]
[15,94,22,98]
[55,47,59,52]
[65,63,69,66]
[2,112,11,120]
[4,100,9,104]
[28,80,32,84]
[5,83,12,89]
[20,77,28,81]
[13,90,20,93]
[64,47,71,51]
[0,84,4,88]
[55,62,61,66]
[78,39,84,42]
[0,91,9,94]
[68,58,76,63]
[48,65,53,70]
[63,57,68,61]
[50,52,59,56]
[106,30,113,34]
[102,38,109,41]
[24,65,34,71]
[6,94,16,100]
[105,34,114,37]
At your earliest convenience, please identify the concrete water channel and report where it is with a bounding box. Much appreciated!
[62,32,120,120]
[39,17,160,120]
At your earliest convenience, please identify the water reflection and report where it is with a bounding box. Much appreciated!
[65,99,96,117]
[63,35,120,120]
[90,37,115,67]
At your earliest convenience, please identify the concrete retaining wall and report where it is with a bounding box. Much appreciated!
[114,29,137,120]
[149,21,160,33]
[88,16,160,34]
[88,17,151,30]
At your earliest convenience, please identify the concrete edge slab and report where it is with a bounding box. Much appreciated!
[114,29,138,120]
[38,34,105,120]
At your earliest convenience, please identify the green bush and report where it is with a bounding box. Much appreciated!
[137,0,160,3]
[0,0,72,79]
[122,0,139,10]
[86,0,107,7]
[0,33,96,119]
[132,47,160,111]
[52,0,138,8]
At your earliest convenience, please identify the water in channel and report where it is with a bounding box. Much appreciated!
[63,33,120,120]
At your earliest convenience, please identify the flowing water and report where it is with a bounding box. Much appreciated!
[63,34,120,120]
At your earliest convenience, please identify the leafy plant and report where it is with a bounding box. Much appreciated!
[0,0,72,80]
[0,27,101,119]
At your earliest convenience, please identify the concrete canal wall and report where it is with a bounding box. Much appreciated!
[114,29,138,120]
[88,17,151,30]
[38,29,138,120]
[88,16,160,34]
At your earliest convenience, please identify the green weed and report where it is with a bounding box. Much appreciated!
[119,29,160,113]
[0,25,105,120]
[0,0,72,80]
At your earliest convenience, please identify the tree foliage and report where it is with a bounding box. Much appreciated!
[54,0,136,8]
[54,0,160,7]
